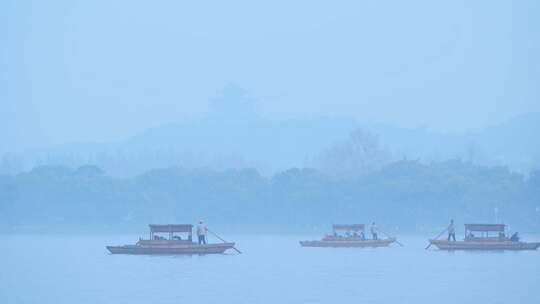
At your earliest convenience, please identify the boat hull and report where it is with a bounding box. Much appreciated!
[106,243,235,255]
[429,240,540,251]
[300,238,396,248]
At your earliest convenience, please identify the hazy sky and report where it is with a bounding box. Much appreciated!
[1,0,539,153]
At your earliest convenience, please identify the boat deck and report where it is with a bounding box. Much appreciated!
[106,242,235,255]
[300,237,396,248]
[429,239,540,251]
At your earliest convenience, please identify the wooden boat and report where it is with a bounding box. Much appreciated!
[300,224,397,248]
[106,224,235,255]
[429,224,540,251]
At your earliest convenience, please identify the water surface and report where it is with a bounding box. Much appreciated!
[1,234,539,304]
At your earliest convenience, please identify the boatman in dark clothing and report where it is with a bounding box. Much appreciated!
[370,222,379,240]
[448,219,456,241]
[196,221,207,245]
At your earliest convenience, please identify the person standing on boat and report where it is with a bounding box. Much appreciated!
[447,219,456,241]
[370,222,379,240]
[196,221,207,245]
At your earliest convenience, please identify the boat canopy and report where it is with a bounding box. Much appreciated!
[465,224,505,232]
[333,224,365,231]
[149,224,193,233]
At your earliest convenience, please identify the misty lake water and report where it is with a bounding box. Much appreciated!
[1,234,539,304]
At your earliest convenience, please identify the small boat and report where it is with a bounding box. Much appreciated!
[429,224,540,251]
[106,224,235,255]
[300,224,397,248]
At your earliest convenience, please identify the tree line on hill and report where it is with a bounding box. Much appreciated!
[0,161,539,234]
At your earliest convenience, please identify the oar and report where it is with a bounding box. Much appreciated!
[207,229,242,254]
[380,230,404,247]
[425,227,448,250]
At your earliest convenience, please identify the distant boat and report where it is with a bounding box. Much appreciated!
[106,224,235,255]
[300,224,397,248]
[429,224,540,251]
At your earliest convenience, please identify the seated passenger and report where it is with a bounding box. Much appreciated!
[510,232,520,242]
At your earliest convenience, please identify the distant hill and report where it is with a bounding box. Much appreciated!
[361,112,540,173]
[1,87,538,177]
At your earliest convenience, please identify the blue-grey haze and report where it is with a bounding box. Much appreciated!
[1,1,540,303]
[1,0,539,154]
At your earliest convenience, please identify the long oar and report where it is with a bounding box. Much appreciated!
[207,229,242,254]
[425,227,448,250]
[380,230,404,247]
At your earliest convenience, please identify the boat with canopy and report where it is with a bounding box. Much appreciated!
[429,223,540,250]
[106,224,236,255]
[300,224,397,248]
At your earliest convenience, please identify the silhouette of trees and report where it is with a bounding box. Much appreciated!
[315,129,391,178]
[1,161,538,233]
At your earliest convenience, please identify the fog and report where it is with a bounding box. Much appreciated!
[2,0,539,155]
[1,0,539,234]
[2,2,540,303]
